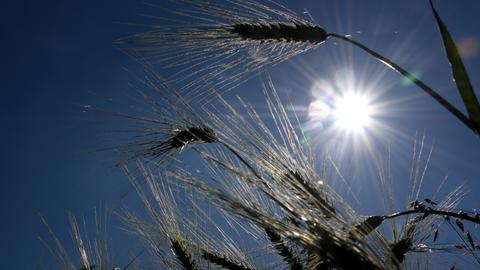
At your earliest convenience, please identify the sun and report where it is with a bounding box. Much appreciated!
[333,92,373,132]
[306,73,380,137]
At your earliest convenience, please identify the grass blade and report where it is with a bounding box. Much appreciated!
[429,0,480,127]
[329,32,479,135]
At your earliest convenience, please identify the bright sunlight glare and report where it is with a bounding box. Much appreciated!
[333,92,372,132]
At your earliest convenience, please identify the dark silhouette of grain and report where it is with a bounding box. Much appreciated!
[171,240,198,270]
[170,126,217,149]
[202,250,252,270]
[230,23,327,44]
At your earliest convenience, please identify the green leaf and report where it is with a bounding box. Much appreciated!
[429,0,480,127]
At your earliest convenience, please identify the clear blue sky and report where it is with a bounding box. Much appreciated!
[1,0,480,269]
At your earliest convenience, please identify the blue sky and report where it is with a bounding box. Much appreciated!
[1,0,480,269]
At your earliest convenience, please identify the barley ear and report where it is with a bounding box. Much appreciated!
[389,237,412,266]
[349,215,385,240]
[170,239,198,270]
[230,23,327,44]
[201,250,252,270]
[265,228,303,270]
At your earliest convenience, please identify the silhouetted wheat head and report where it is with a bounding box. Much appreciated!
[113,71,218,165]
[117,0,329,102]
[40,210,126,270]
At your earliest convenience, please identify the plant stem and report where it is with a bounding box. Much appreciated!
[384,208,480,225]
[328,33,480,136]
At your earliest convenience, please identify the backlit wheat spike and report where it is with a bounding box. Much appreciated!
[40,210,126,270]
[118,0,327,102]
[171,240,198,270]
[121,164,198,269]
[201,250,252,270]
[122,164,260,270]
[115,68,218,164]
[230,23,327,44]
[132,125,217,159]
[384,185,466,266]
[265,228,303,270]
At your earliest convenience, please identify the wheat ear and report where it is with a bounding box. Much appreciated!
[230,23,327,44]
[202,250,252,270]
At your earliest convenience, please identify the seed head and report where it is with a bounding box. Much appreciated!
[230,23,327,44]
[114,69,219,164]
[118,0,330,101]
[130,124,218,163]
[171,239,198,270]
[353,215,385,236]
[389,238,412,265]
[170,126,218,149]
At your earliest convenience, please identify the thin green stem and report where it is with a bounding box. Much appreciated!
[384,208,480,225]
[328,33,480,136]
